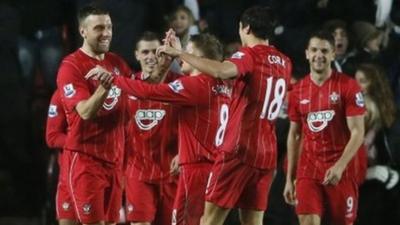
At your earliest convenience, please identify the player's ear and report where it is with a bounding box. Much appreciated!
[305,49,310,60]
[244,25,251,35]
[80,26,86,39]
[135,50,140,61]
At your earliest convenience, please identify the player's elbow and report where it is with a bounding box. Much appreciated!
[79,112,95,120]
[215,63,238,80]
[46,135,58,149]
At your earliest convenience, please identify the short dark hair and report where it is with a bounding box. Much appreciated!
[308,30,335,48]
[190,34,223,61]
[77,5,109,26]
[135,31,161,50]
[240,6,276,40]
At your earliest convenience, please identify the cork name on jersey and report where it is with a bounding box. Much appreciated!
[103,85,121,110]
[307,110,335,132]
[267,55,286,67]
[135,109,166,130]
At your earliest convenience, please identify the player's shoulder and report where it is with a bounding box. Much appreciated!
[61,50,81,65]
[292,74,310,89]
[334,71,358,87]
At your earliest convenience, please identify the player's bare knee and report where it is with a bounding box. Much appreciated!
[298,214,320,225]
[239,211,263,225]
[131,222,151,225]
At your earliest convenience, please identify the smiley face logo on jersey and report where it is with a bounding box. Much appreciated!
[307,110,335,132]
[103,85,122,110]
[135,109,166,130]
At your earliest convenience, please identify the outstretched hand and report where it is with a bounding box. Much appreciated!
[158,28,182,57]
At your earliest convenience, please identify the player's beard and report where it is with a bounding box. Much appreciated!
[311,58,328,74]
[93,38,111,54]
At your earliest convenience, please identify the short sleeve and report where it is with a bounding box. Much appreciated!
[56,60,91,113]
[226,48,254,79]
[344,79,366,117]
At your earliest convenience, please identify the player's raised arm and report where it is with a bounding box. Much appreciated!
[157,34,238,80]
[76,66,113,120]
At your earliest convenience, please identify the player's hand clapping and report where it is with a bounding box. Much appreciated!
[85,65,114,89]
[157,29,183,58]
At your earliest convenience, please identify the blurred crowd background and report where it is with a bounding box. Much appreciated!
[0,0,400,224]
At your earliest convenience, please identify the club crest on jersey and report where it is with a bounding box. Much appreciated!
[355,92,365,107]
[63,83,76,98]
[113,67,120,76]
[48,105,58,118]
[82,203,91,214]
[307,110,335,132]
[62,202,70,211]
[329,92,340,104]
[127,204,134,213]
[168,80,184,93]
[135,109,166,130]
[103,85,121,110]
[231,51,245,59]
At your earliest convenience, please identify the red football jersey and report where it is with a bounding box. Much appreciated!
[126,72,179,182]
[226,45,292,169]
[288,71,366,181]
[56,49,132,164]
[114,73,233,165]
[46,89,67,149]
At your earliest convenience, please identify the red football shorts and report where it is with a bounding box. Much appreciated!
[55,151,77,220]
[172,162,212,225]
[205,156,274,211]
[125,168,177,225]
[67,151,123,224]
[295,178,359,224]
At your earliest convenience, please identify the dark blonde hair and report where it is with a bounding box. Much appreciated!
[190,34,223,61]
[357,64,396,128]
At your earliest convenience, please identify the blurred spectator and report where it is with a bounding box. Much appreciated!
[375,0,393,28]
[355,63,400,225]
[0,1,35,217]
[168,5,198,49]
[346,21,385,75]
[323,19,356,74]
[14,0,72,92]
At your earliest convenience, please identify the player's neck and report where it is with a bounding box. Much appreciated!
[310,68,332,86]
[190,69,202,76]
[80,44,105,60]
[245,36,268,48]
